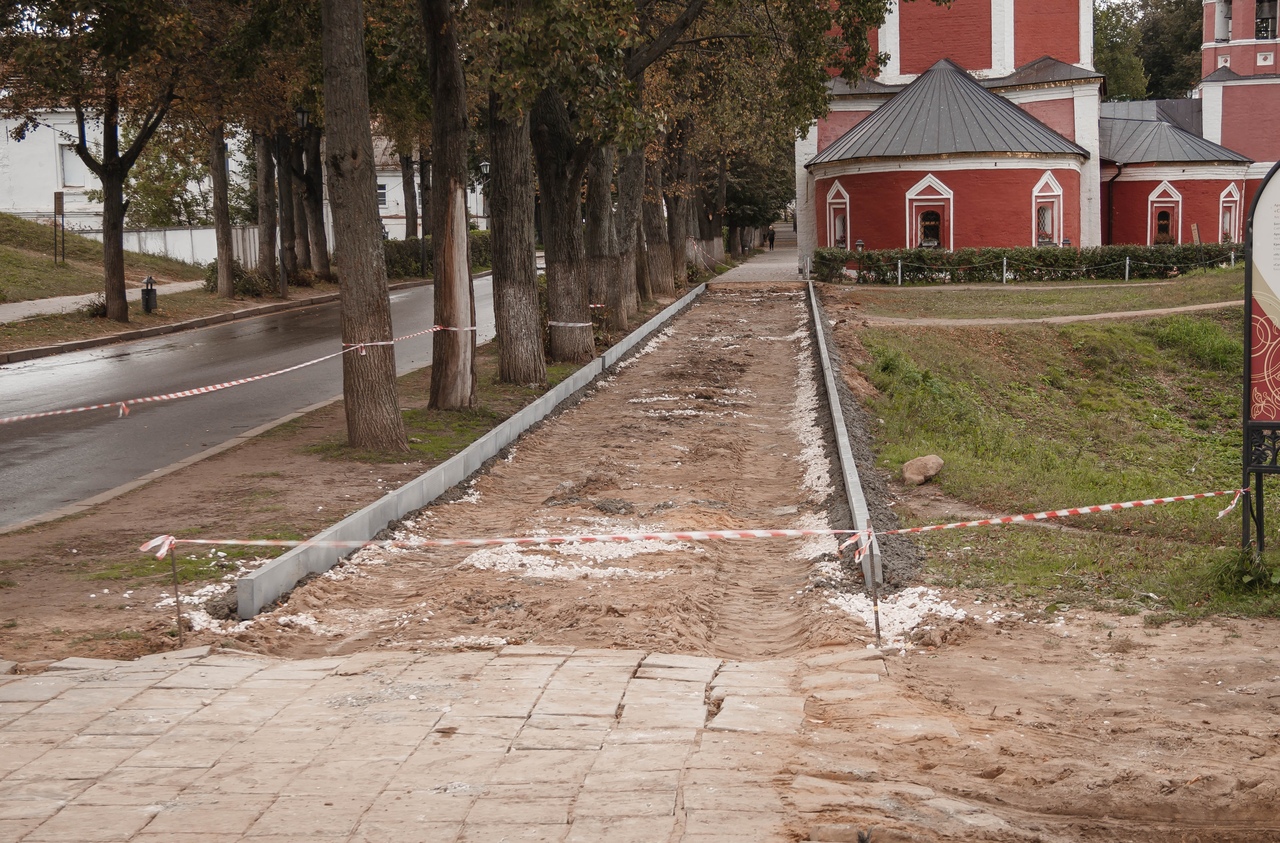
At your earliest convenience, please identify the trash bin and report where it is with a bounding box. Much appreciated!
[142,276,157,314]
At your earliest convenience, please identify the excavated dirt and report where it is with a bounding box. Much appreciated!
[3,277,1279,840]
[233,284,872,660]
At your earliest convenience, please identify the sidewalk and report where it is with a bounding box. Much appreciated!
[0,282,207,325]
[0,644,887,842]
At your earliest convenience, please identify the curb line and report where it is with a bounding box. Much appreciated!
[238,283,708,619]
[0,279,434,366]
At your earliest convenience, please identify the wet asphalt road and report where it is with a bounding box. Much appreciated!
[0,279,496,530]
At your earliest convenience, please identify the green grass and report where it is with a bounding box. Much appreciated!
[853,269,1243,321]
[89,528,303,584]
[861,301,1280,618]
[0,211,204,303]
[309,360,582,464]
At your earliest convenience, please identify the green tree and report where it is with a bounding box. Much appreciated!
[1,0,197,322]
[1138,0,1204,99]
[1095,0,1149,101]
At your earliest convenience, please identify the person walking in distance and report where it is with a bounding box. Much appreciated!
[767,226,776,251]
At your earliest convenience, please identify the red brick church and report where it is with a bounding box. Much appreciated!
[795,0,1278,257]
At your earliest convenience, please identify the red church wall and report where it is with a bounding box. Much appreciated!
[817,111,872,154]
[814,167,1081,251]
[1015,0,1079,66]
[899,0,992,74]
[1015,98,1076,141]
[1109,175,1245,245]
[1222,83,1280,162]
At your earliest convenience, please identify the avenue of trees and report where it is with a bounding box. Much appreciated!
[1,0,934,451]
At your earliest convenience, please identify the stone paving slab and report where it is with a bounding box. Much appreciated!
[0,644,919,842]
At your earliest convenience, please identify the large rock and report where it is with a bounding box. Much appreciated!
[902,455,943,486]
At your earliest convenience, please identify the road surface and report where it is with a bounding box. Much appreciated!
[0,279,496,531]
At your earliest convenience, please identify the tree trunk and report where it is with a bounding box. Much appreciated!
[320,0,409,452]
[642,147,674,297]
[255,133,277,277]
[418,144,431,241]
[532,87,594,363]
[421,0,476,409]
[585,146,620,330]
[303,126,331,278]
[400,153,418,239]
[727,222,742,259]
[292,139,311,271]
[276,129,298,289]
[100,166,129,322]
[488,93,546,386]
[94,100,129,323]
[614,145,644,324]
[665,118,693,286]
[636,220,652,302]
[210,119,235,297]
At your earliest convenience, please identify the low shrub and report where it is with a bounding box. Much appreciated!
[204,259,274,297]
[833,242,1242,285]
[813,248,856,284]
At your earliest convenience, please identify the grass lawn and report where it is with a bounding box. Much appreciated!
[0,212,205,303]
[847,276,1280,619]
[852,268,1243,320]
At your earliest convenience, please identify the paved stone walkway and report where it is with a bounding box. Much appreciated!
[0,282,206,324]
[0,646,887,842]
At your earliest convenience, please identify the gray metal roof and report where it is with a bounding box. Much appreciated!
[1100,99,1202,136]
[809,59,1087,167]
[985,56,1105,89]
[1099,117,1251,164]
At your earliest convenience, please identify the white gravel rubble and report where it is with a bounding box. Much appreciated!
[786,328,836,502]
[458,544,672,580]
[828,586,969,649]
[425,635,508,649]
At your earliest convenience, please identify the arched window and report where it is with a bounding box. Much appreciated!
[826,181,850,249]
[919,211,941,247]
[1221,183,1242,243]
[905,174,953,250]
[1032,172,1063,247]
[1147,182,1182,246]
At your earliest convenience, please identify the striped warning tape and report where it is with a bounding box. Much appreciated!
[139,488,1245,561]
[0,322,475,425]
[841,488,1246,554]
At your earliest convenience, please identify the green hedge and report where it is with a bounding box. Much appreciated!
[816,242,1243,285]
[384,230,493,279]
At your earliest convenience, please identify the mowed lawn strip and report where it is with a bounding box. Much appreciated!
[851,269,1243,320]
[847,277,1279,618]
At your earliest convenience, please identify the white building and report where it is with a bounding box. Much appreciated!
[0,111,105,229]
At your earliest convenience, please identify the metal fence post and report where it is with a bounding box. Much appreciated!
[897,259,903,286]
[1002,256,1008,284]
[1125,256,1130,281]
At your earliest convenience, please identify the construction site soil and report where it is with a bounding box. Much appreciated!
[2,280,1278,841]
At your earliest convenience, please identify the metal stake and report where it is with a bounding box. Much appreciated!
[169,547,185,647]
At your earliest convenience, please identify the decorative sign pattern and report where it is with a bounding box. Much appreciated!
[1250,170,1280,423]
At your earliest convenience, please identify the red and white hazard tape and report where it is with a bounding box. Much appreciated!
[840,488,1245,554]
[139,488,1245,561]
[0,323,476,425]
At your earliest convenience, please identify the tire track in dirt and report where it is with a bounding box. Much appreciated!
[244,284,870,660]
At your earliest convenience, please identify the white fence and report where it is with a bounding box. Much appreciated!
[81,225,260,267]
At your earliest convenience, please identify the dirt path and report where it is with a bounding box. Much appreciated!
[859,299,1239,327]
[234,284,868,660]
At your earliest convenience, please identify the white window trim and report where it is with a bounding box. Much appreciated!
[1147,181,1183,245]
[1032,172,1064,247]
[1220,182,1243,242]
[905,174,954,250]
[825,180,850,249]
